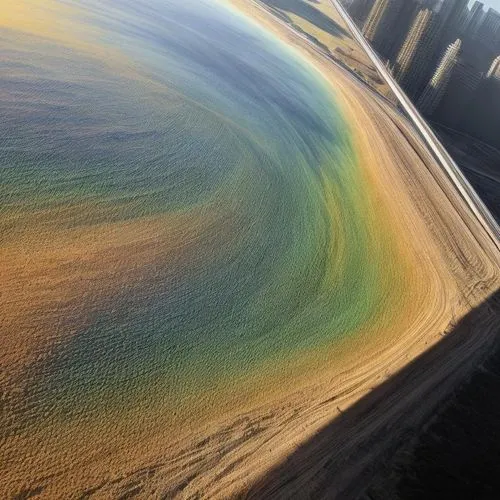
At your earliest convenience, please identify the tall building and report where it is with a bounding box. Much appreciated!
[466,1,485,39]
[389,0,423,61]
[438,0,469,38]
[438,0,469,28]
[455,6,472,35]
[466,76,500,148]
[433,59,482,126]
[417,39,462,115]
[393,8,440,97]
[477,8,500,47]
[363,0,404,59]
[348,0,375,27]
[486,55,500,79]
[422,0,467,84]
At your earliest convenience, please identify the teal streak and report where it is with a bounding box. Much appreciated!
[0,0,388,431]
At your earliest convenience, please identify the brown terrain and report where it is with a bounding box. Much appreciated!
[52,1,499,497]
[1,1,498,498]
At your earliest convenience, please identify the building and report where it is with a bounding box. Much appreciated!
[417,39,462,115]
[477,8,500,48]
[393,8,440,97]
[438,0,469,28]
[486,54,500,79]
[348,0,375,27]
[362,0,404,59]
[433,59,482,126]
[455,5,472,35]
[421,0,467,85]
[466,1,485,39]
[466,76,500,148]
[438,0,469,39]
[389,0,423,61]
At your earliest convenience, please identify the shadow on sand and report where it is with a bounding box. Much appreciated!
[243,289,500,499]
[259,0,349,39]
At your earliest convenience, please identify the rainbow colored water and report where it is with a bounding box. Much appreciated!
[1,0,408,492]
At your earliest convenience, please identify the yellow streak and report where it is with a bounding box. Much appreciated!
[3,0,88,50]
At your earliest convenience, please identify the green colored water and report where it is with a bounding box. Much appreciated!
[1,0,401,433]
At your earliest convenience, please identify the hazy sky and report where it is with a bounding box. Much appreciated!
[472,0,500,12]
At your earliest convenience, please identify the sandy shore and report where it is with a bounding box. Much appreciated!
[2,2,498,498]
[39,2,498,498]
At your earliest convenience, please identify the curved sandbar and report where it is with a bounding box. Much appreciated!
[0,0,498,498]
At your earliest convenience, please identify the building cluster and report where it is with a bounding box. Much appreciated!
[342,0,500,148]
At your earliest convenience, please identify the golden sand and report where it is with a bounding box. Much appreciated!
[1,1,498,497]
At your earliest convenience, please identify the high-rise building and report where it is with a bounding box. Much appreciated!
[477,8,500,47]
[431,0,467,74]
[487,55,500,79]
[433,59,482,126]
[453,61,483,94]
[417,38,462,115]
[393,8,440,97]
[389,0,423,61]
[466,76,500,148]
[455,7,472,35]
[363,0,404,59]
[348,0,376,27]
[466,1,485,39]
[438,0,468,27]
[423,0,466,84]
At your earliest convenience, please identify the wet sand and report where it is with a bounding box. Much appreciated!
[51,2,499,497]
[1,1,498,498]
